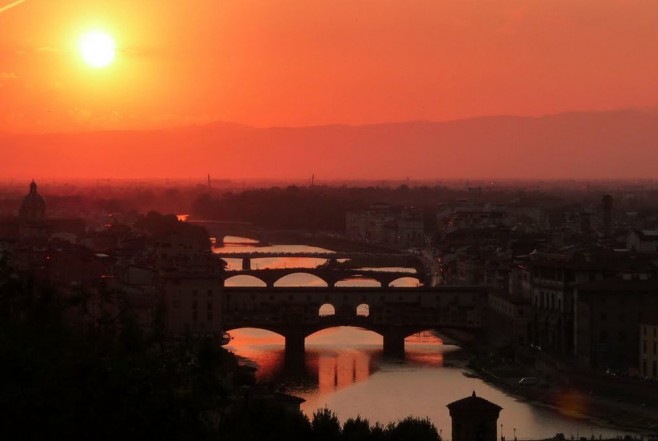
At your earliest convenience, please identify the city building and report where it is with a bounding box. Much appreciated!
[157,224,226,338]
[346,204,424,247]
[526,247,657,357]
[488,290,531,347]
[626,230,658,252]
[640,323,658,380]
[574,280,658,370]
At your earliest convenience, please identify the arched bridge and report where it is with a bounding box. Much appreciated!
[215,251,412,260]
[223,286,488,357]
[215,251,416,269]
[223,267,423,288]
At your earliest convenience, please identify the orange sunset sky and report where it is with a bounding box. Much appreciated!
[2,0,658,181]
[2,0,658,134]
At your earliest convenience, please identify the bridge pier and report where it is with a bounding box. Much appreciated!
[242,258,251,271]
[382,329,406,358]
[284,331,306,358]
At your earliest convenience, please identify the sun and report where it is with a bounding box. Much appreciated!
[79,30,116,68]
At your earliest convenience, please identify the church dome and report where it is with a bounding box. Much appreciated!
[19,180,46,222]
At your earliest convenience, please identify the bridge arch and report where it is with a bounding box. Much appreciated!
[221,235,261,244]
[274,272,329,287]
[305,326,383,344]
[356,303,370,317]
[402,328,443,342]
[224,274,267,287]
[388,276,421,287]
[319,303,336,317]
[222,326,286,342]
[335,277,382,288]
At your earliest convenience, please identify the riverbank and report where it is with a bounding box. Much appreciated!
[466,355,658,434]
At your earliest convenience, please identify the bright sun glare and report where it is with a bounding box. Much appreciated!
[79,31,116,68]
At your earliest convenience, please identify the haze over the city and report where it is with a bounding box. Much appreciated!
[2,0,658,179]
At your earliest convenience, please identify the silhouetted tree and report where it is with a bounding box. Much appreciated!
[219,400,311,441]
[386,417,441,441]
[312,407,342,441]
[343,416,372,441]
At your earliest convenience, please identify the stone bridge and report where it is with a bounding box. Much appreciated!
[223,286,488,357]
[223,267,425,288]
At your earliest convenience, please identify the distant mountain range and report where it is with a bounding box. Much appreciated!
[3,109,658,180]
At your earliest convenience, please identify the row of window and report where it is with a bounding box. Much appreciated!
[642,326,658,337]
[191,301,214,322]
[533,290,563,311]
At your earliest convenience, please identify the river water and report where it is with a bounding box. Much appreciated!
[216,238,627,440]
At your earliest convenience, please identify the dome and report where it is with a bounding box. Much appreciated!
[19,180,46,222]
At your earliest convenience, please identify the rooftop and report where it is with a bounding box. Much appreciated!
[447,391,502,413]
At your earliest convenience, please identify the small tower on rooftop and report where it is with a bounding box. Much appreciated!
[447,391,502,441]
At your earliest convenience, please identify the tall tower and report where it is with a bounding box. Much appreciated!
[447,391,502,441]
[602,194,613,237]
[18,180,48,241]
[19,180,46,222]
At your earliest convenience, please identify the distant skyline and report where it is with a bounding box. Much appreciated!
[2,0,658,133]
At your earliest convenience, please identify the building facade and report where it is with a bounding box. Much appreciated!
[346,204,424,248]
[574,281,658,370]
[640,323,658,379]
[157,224,226,338]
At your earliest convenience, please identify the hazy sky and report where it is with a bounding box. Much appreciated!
[2,0,658,133]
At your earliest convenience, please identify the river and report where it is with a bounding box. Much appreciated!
[216,237,628,440]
